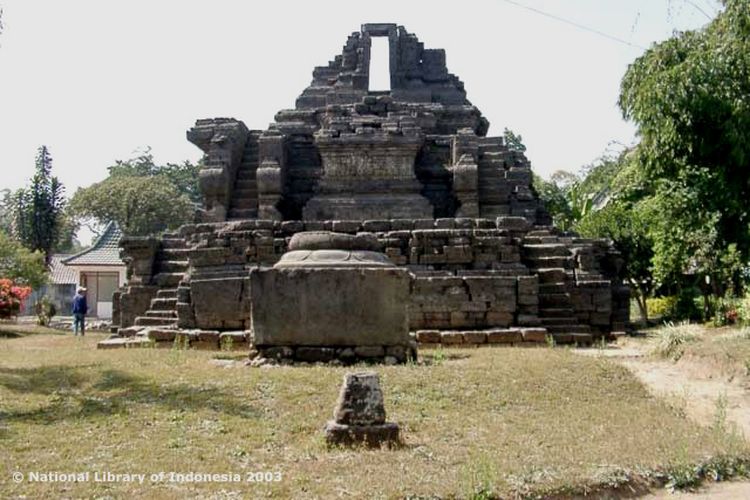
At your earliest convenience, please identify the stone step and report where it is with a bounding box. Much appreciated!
[228,208,258,220]
[549,332,594,344]
[236,169,257,180]
[97,337,154,349]
[134,316,178,327]
[523,236,559,245]
[235,179,257,189]
[526,230,554,237]
[528,256,571,268]
[539,307,575,318]
[162,238,187,249]
[546,324,592,334]
[536,268,568,283]
[478,144,504,154]
[146,310,177,318]
[156,260,189,273]
[539,283,568,294]
[154,273,184,288]
[539,317,578,326]
[539,293,573,308]
[150,297,178,310]
[231,198,257,209]
[480,206,511,218]
[480,151,508,161]
[159,248,190,260]
[523,244,571,258]
[156,289,178,299]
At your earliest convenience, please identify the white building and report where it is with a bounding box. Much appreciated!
[62,222,126,319]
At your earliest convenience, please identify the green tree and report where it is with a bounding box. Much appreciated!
[0,189,13,234]
[619,0,750,301]
[503,128,527,153]
[108,150,203,204]
[69,175,194,236]
[577,201,655,322]
[14,146,66,264]
[0,232,48,289]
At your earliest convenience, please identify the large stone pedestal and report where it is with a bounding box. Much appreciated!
[250,232,415,364]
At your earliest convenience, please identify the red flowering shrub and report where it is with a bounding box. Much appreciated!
[0,279,32,319]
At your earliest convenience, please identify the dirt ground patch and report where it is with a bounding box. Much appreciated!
[576,328,750,498]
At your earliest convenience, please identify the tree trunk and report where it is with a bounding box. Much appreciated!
[629,279,649,324]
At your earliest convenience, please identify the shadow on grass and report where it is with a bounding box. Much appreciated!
[0,365,263,425]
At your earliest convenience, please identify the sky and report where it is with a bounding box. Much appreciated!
[0,0,721,234]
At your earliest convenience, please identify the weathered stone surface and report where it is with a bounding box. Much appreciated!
[116,25,630,345]
[324,421,400,448]
[333,372,386,425]
[487,328,522,344]
[325,372,400,448]
[146,328,177,342]
[521,328,548,343]
[219,331,250,350]
[354,345,386,358]
[463,331,487,344]
[415,330,441,343]
[296,347,336,363]
[251,267,411,347]
[440,331,464,344]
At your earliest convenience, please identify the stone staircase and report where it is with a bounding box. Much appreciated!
[228,131,262,220]
[133,234,189,328]
[522,228,593,344]
[477,138,511,218]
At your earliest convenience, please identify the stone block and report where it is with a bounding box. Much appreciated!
[435,218,456,229]
[263,346,294,360]
[251,266,411,347]
[440,331,464,344]
[332,220,362,233]
[517,275,538,295]
[385,345,407,363]
[487,329,522,343]
[415,330,441,343]
[496,216,531,232]
[521,328,548,343]
[324,421,400,448]
[354,345,385,358]
[486,311,513,326]
[297,347,336,362]
[147,328,177,341]
[362,220,392,232]
[463,331,487,344]
[390,219,415,230]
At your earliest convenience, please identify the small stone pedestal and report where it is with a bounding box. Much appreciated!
[324,372,400,448]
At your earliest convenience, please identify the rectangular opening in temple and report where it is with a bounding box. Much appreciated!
[369,36,391,91]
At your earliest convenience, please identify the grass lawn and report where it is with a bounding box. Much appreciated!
[0,322,66,338]
[1,333,748,498]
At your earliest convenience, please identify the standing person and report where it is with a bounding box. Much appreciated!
[72,286,88,336]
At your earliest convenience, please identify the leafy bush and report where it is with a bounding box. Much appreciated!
[737,294,750,325]
[647,296,678,319]
[34,296,57,326]
[0,278,32,319]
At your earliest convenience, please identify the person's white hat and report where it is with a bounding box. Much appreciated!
[77,286,87,293]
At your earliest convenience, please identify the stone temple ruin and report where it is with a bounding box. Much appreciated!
[108,24,629,360]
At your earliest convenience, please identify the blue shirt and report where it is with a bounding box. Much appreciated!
[72,294,88,315]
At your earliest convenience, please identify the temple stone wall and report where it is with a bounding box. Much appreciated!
[113,23,630,347]
[148,217,628,338]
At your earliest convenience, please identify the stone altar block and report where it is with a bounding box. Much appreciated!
[250,232,413,355]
